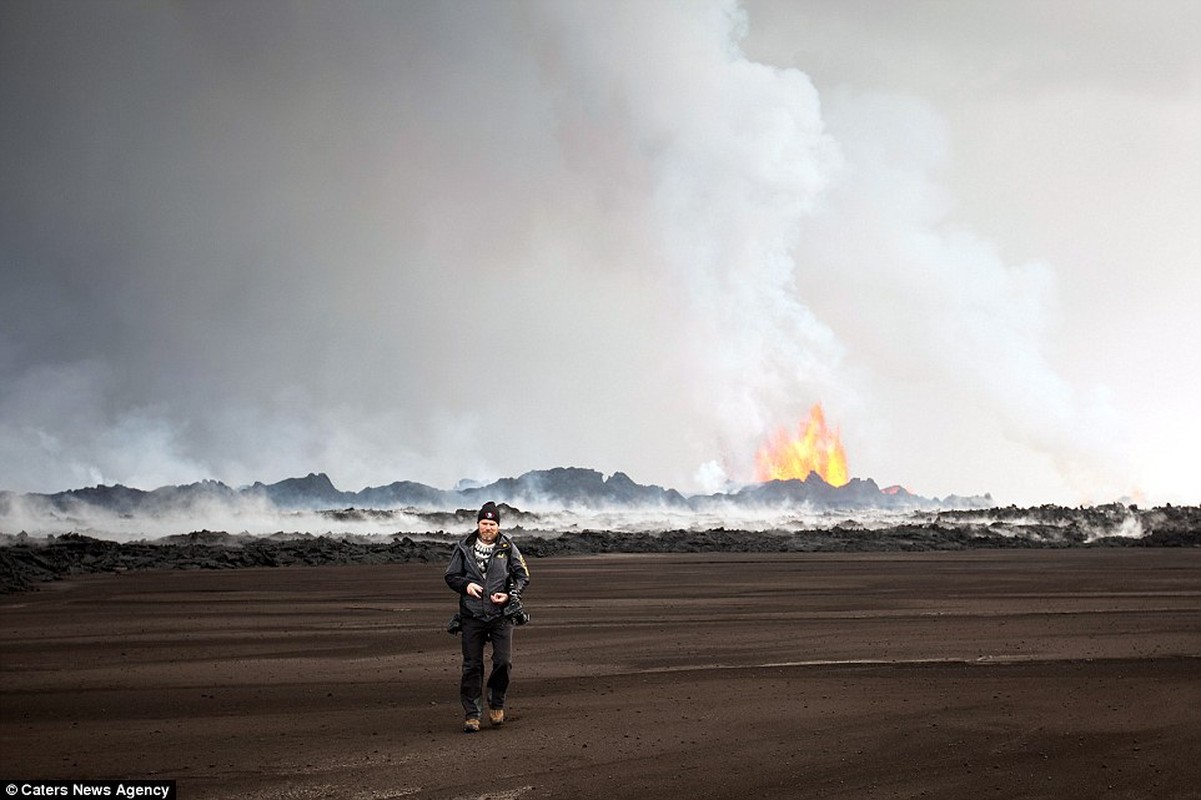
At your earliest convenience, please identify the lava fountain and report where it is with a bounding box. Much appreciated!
[755,403,849,487]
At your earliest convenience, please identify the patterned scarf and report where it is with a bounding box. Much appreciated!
[472,538,496,576]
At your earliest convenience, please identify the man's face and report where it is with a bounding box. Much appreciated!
[477,519,499,542]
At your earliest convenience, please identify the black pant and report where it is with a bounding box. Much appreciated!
[459,615,513,719]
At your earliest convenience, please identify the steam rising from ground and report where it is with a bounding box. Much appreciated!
[0,492,422,542]
[0,500,866,542]
[3,2,1195,505]
[0,493,1165,546]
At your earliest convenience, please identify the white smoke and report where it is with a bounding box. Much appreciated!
[788,90,1127,500]
[527,0,844,485]
[0,1,1141,505]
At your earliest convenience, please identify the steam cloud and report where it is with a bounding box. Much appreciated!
[0,1,1149,504]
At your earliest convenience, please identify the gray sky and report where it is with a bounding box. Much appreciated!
[2,0,1197,505]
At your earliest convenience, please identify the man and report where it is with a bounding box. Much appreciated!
[444,500,531,733]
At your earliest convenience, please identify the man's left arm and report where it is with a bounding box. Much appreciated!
[507,541,530,598]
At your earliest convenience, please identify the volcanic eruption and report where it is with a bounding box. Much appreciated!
[755,403,849,487]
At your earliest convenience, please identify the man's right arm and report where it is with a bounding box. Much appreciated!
[444,547,469,594]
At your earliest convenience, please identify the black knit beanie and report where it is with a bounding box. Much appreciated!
[477,501,500,524]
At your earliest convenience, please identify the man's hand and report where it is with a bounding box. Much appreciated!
[466,582,484,598]
[490,592,510,605]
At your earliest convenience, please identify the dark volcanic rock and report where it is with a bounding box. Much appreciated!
[0,532,456,593]
[735,475,886,507]
[36,480,242,516]
[147,480,241,508]
[461,467,688,509]
[687,474,989,512]
[601,471,689,507]
[354,481,450,508]
[48,484,149,515]
[246,473,352,509]
[2,503,1196,593]
[8,466,991,521]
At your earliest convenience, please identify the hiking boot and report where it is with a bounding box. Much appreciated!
[488,708,505,726]
[463,718,480,733]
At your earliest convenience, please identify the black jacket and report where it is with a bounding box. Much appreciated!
[444,531,531,621]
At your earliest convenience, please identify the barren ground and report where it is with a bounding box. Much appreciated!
[3,550,1200,799]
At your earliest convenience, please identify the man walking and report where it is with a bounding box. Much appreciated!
[444,501,531,732]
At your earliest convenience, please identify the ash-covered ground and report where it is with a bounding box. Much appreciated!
[1,503,1197,593]
[4,552,1200,799]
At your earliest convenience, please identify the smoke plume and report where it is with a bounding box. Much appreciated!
[0,1,1152,504]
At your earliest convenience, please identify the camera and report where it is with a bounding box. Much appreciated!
[445,598,530,633]
[503,596,531,626]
